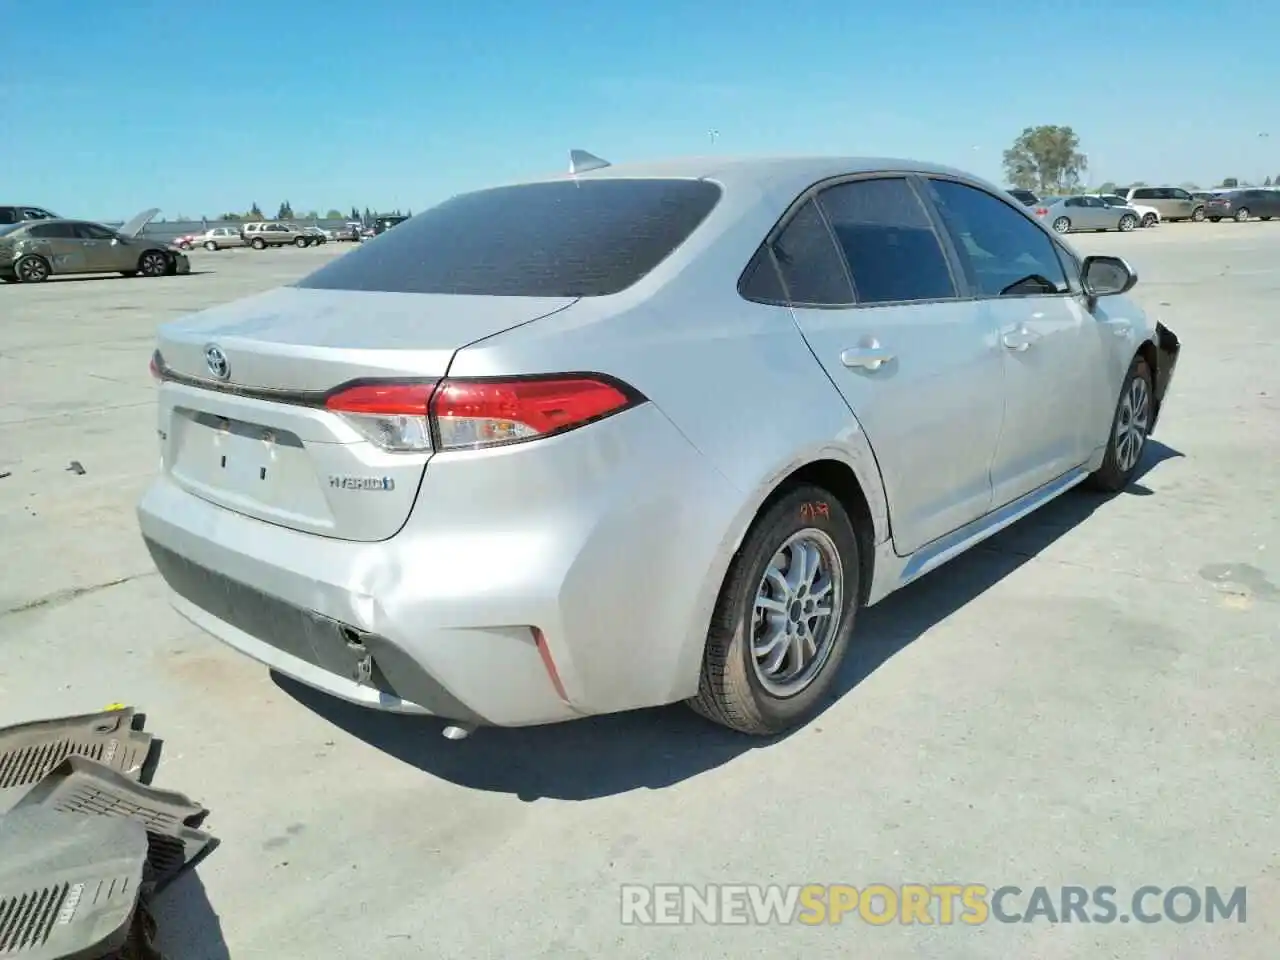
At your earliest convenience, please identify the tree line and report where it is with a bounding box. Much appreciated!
[1003,125,1277,194]
[176,203,412,223]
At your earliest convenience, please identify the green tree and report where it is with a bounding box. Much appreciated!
[326,209,343,219]
[1002,125,1088,193]
[1097,181,1117,195]
[277,200,294,220]
[350,206,361,222]
[1220,178,1238,188]
[1266,176,1274,187]
[248,202,264,220]
[1180,181,1200,191]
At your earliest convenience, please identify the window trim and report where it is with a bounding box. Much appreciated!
[917,173,1077,302]
[737,170,971,310]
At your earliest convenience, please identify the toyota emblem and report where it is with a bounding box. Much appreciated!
[205,344,230,380]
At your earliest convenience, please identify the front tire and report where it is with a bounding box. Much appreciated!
[295,236,309,248]
[1235,207,1250,222]
[136,250,169,277]
[204,240,218,251]
[1118,214,1137,232]
[1052,216,1071,234]
[1192,206,1206,222]
[251,237,266,250]
[688,485,860,736]
[1086,356,1154,492]
[1141,213,1157,227]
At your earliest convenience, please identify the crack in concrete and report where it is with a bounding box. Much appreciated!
[2,570,159,617]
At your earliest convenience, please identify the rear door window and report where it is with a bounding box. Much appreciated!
[817,177,958,305]
[1132,188,1157,200]
[297,178,722,297]
[28,222,78,239]
[0,208,16,224]
[767,199,854,306]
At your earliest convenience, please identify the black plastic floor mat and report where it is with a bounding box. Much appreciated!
[14,757,216,893]
[0,807,148,960]
[0,708,158,813]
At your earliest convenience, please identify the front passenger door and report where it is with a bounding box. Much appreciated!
[922,178,1100,507]
[71,222,122,272]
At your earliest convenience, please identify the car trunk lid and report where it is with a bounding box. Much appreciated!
[153,286,577,541]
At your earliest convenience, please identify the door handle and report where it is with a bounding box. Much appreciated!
[1001,325,1036,352]
[841,346,895,371]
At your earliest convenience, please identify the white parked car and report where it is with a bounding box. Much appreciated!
[1095,194,1160,227]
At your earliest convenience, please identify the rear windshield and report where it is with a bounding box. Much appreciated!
[296,178,723,297]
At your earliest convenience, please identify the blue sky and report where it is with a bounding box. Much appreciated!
[2,0,1276,221]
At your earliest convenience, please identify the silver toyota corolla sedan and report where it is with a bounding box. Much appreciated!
[1034,194,1141,234]
[137,154,1181,738]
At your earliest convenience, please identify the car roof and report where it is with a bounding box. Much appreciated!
[506,154,1012,205]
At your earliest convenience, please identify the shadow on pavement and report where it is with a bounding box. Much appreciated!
[151,871,230,960]
[278,441,1184,802]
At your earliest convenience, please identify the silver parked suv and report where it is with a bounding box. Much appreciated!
[1118,186,1205,222]
[240,221,315,249]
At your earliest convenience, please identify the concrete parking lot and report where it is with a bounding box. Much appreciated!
[1,226,1276,958]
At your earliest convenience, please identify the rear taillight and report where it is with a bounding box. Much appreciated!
[324,381,437,451]
[323,374,644,453]
[1034,207,1049,217]
[149,350,162,381]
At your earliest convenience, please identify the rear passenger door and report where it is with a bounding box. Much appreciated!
[26,222,86,273]
[922,177,1098,506]
[777,176,1003,554]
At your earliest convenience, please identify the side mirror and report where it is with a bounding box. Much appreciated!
[1082,255,1137,297]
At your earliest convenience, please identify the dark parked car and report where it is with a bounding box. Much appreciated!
[372,215,408,236]
[0,205,59,224]
[1203,189,1280,222]
[1007,188,1038,206]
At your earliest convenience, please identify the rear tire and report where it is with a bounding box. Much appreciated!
[251,237,266,249]
[1052,216,1071,234]
[295,236,308,248]
[1209,217,1221,223]
[1141,213,1157,227]
[1235,207,1250,222]
[15,255,50,283]
[1262,216,1272,221]
[688,485,860,736]
[1191,206,1206,222]
[1086,356,1154,493]
[204,240,218,251]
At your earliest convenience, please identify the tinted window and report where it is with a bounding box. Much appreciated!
[28,222,77,239]
[1132,188,1157,200]
[74,222,117,240]
[924,179,1069,298]
[768,200,853,305]
[817,178,956,305]
[297,178,722,297]
[739,245,786,303]
[0,208,16,224]
[1169,188,1191,199]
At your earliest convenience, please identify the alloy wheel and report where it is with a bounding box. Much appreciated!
[1114,376,1151,473]
[751,529,844,698]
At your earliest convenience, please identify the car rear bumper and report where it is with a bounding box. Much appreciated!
[136,402,744,728]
